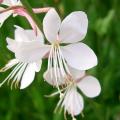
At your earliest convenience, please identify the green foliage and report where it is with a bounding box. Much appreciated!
[0,0,120,120]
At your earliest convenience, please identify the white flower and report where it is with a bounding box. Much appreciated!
[0,0,21,27]
[0,26,43,89]
[51,67,101,119]
[43,9,97,68]
[13,9,97,89]
[43,9,98,89]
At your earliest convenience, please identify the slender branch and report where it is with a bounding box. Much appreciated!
[0,6,52,14]
[33,7,52,14]
[20,0,42,30]
[0,6,23,13]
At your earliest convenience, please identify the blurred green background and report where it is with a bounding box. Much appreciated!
[0,0,120,120]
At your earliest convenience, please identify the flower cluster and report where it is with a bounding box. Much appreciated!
[0,0,101,119]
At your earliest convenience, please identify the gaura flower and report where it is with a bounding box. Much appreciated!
[0,26,43,89]
[45,67,101,119]
[14,9,97,90]
[42,9,97,88]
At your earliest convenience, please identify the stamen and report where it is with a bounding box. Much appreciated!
[54,88,69,113]
[0,59,19,72]
[48,45,54,79]
[0,61,28,89]
[57,47,66,77]
[0,62,23,87]
[53,46,62,95]
[81,112,84,118]
[7,63,24,85]
[58,46,70,75]
[14,63,27,88]
[54,94,64,113]
[45,87,67,98]
[10,63,27,89]
[54,46,61,82]
[64,110,68,120]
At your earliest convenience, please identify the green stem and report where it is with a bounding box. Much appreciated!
[20,0,42,29]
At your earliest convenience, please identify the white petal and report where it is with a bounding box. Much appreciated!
[15,26,30,42]
[25,29,44,43]
[15,44,50,63]
[62,87,84,116]
[0,7,12,27]
[1,0,11,6]
[68,66,85,80]
[77,76,101,98]
[34,60,42,72]
[7,27,44,54]
[61,43,98,70]
[43,8,61,43]
[59,11,88,43]
[43,68,65,86]
[6,37,17,52]
[2,0,21,6]
[6,37,14,45]
[10,0,21,5]
[20,63,36,89]
[15,26,44,43]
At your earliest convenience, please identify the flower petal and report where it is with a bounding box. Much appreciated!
[20,63,36,89]
[59,11,88,43]
[77,76,101,98]
[68,66,85,80]
[6,37,14,45]
[15,44,50,63]
[0,7,12,27]
[62,87,84,116]
[43,68,65,86]
[2,0,21,6]
[34,60,42,72]
[10,0,21,5]
[1,0,11,6]
[61,43,98,70]
[7,27,44,54]
[43,8,61,43]
[15,26,30,42]
[25,29,44,43]
[6,37,18,52]
[15,26,44,42]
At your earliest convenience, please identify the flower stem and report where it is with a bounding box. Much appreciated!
[20,0,42,30]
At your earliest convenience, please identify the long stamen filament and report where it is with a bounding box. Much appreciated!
[53,46,62,95]
[47,42,72,97]
[57,47,66,77]
[7,63,24,85]
[58,46,70,75]
[0,63,23,87]
[11,63,27,89]
[0,62,28,89]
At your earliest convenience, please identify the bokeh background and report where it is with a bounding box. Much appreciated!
[0,0,120,120]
